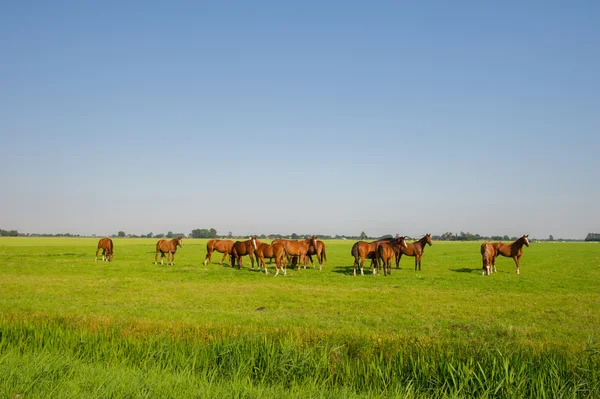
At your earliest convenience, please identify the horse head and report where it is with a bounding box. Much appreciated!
[310,235,318,249]
[398,236,408,249]
[425,234,432,246]
[522,234,530,247]
[176,237,183,248]
[251,236,258,250]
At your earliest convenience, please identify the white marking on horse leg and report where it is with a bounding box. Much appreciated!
[161,259,164,265]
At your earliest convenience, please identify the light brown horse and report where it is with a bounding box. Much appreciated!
[204,239,235,265]
[255,242,288,276]
[376,237,408,276]
[230,237,261,269]
[396,234,433,271]
[272,237,317,271]
[491,235,530,274]
[305,237,327,271]
[95,237,114,262]
[351,238,393,276]
[480,242,496,276]
[154,237,183,266]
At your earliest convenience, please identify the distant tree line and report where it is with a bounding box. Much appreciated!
[113,231,185,239]
[585,233,600,242]
[0,229,19,236]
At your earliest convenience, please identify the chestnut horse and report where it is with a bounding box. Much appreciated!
[480,242,496,276]
[230,237,261,269]
[95,237,114,262]
[204,239,235,265]
[351,238,393,276]
[396,234,433,271]
[305,237,327,271]
[154,237,183,266]
[376,237,408,276]
[255,242,288,276]
[272,237,317,271]
[492,235,530,274]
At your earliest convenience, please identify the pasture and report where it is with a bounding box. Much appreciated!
[1,237,599,398]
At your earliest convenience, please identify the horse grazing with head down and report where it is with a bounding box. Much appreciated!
[95,237,114,262]
[480,242,496,276]
[376,237,408,276]
[351,237,393,276]
[154,237,183,266]
[272,236,317,271]
[491,235,530,274]
[230,237,261,270]
[204,239,235,265]
[255,242,288,276]
[396,234,432,271]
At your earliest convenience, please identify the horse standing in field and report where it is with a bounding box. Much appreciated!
[480,242,497,276]
[255,242,288,276]
[376,237,408,276]
[154,237,183,266]
[272,237,317,271]
[395,234,433,271]
[204,239,235,266]
[305,237,327,271]
[491,235,530,274]
[351,238,394,276]
[95,237,114,262]
[230,237,261,270]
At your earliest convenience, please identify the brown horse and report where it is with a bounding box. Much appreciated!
[376,237,408,276]
[230,237,261,269]
[396,234,433,271]
[273,237,317,271]
[351,238,393,276]
[255,242,288,276]
[95,237,114,262]
[480,242,496,276]
[154,237,183,266]
[491,235,530,274]
[204,239,235,265]
[305,237,327,271]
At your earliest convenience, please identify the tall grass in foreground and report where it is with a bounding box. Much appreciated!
[1,316,598,398]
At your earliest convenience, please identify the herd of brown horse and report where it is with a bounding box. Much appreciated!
[94,234,532,277]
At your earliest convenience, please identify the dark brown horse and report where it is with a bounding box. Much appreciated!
[376,237,408,276]
[491,235,530,274]
[95,237,114,262]
[255,242,288,276]
[351,238,393,276]
[204,239,235,265]
[154,237,183,266]
[396,234,433,271]
[230,237,261,269]
[480,242,496,276]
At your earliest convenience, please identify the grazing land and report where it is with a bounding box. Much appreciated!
[1,238,599,398]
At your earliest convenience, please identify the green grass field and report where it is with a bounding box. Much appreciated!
[1,238,599,397]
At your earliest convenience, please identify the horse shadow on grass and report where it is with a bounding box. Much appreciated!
[450,267,480,273]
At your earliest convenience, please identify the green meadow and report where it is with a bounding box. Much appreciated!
[1,237,599,398]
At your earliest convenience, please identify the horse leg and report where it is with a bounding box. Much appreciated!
[415,256,418,271]
[514,256,520,274]
[220,252,228,266]
[171,252,175,266]
[204,249,211,266]
[154,250,159,265]
[262,257,269,275]
[396,253,402,269]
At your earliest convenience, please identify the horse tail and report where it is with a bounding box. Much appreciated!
[108,238,113,255]
[351,242,358,259]
[322,244,327,263]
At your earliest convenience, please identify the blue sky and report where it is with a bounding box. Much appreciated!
[1,1,598,239]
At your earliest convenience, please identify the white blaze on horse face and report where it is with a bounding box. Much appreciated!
[524,236,530,246]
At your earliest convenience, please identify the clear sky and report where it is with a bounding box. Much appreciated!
[1,1,598,239]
